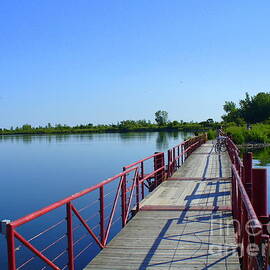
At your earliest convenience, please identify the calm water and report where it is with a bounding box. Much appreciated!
[1,133,270,269]
[0,131,192,269]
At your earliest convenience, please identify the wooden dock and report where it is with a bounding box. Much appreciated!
[85,141,240,269]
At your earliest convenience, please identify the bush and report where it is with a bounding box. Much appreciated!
[226,124,270,144]
[243,129,268,143]
[231,131,245,144]
[226,127,245,144]
[207,129,216,140]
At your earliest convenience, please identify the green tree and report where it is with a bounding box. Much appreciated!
[155,110,168,126]
[239,93,253,123]
[222,92,270,125]
[240,92,270,123]
[22,124,32,130]
[222,101,243,124]
[200,118,215,128]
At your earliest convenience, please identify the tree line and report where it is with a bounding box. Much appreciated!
[3,92,269,138]
[0,110,218,135]
[222,92,270,144]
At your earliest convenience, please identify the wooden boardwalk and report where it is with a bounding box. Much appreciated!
[85,142,240,269]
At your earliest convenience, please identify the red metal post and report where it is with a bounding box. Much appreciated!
[136,173,140,212]
[121,172,127,228]
[162,152,165,182]
[141,183,144,199]
[177,146,180,168]
[154,152,164,185]
[141,162,145,199]
[99,186,105,243]
[66,202,74,270]
[252,168,267,218]
[180,145,183,165]
[167,150,171,177]
[252,167,268,268]
[173,148,176,172]
[243,152,253,199]
[6,224,16,270]
[140,161,144,180]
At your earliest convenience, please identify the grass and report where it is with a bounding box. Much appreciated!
[207,129,217,140]
[225,124,270,144]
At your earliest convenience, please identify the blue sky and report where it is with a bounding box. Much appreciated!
[1,0,270,128]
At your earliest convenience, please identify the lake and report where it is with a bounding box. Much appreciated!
[0,132,269,270]
[0,131,193,269]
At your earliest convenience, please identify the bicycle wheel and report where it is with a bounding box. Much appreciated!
[214,143,220,153]
[220,143,227,152]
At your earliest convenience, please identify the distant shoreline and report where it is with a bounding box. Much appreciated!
[0,127,206,136]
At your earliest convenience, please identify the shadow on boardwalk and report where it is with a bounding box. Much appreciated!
[85,143,239,270]
[138,150,237,269]
[138,188,236,269]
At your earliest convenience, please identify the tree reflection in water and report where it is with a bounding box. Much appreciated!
[252,147,270,166]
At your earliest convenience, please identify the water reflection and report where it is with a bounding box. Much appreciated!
[155,132,168,149]
[0,134,96,144]
[0,130,193,270]
[0,132,193,150]
[155,131,193,150]
[252,147,270,166]
[118,132,153,141]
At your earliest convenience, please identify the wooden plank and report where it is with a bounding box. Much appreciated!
[140,205,232,211]
[167,177,231,181]
[84,141,240,269]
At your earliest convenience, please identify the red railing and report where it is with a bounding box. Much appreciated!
[227,136,269,270]
[2,166,140,270]
[122,152,166,217]
[4,133,267,270]
[167,134,207,177]
[0,134,180,270]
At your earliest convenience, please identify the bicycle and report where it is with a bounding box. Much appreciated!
[214,137,227,153]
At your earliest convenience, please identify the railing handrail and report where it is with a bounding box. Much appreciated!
[10,166,138,228]
[123,152,163,170]
[172,140,200,156]
[139,166,165,183]
[227,136,239,153]
[4,132,238,270]
[231,164,262,230]
[166,134,206,177]
[170,137,192,149]
[225,131,270,270]
[167,140,200,168]
[124,135,205,171]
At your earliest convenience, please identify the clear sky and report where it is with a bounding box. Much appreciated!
[1,0,270,128]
